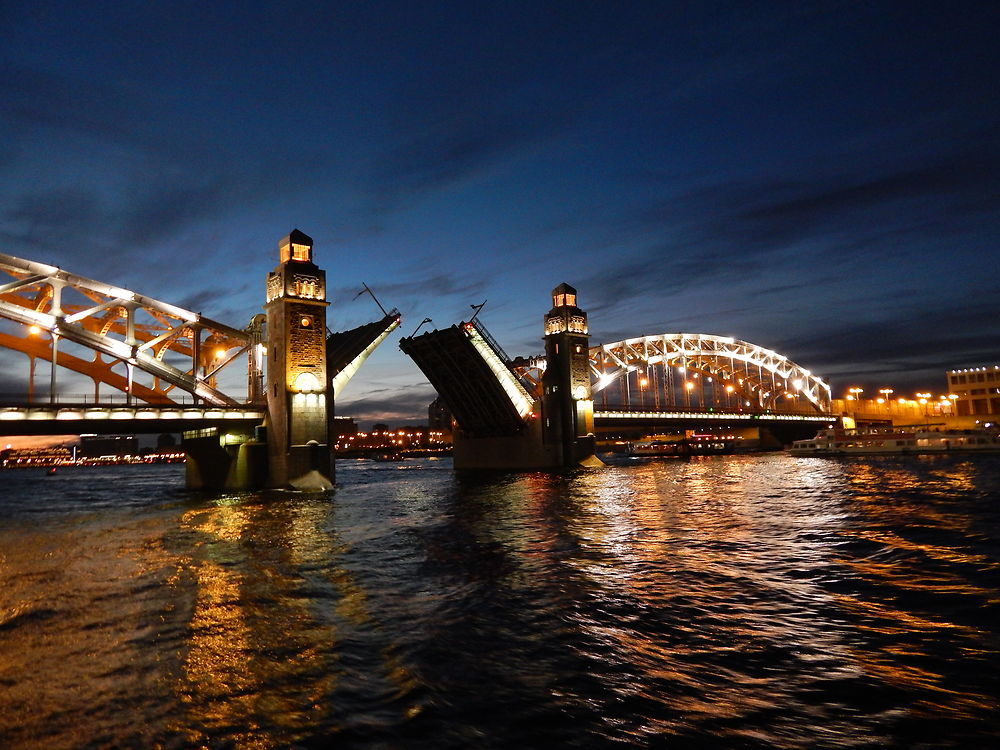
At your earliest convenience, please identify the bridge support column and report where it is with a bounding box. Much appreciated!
[447,283,600,470]
[540,283,599,467]
[262,230,333,490]
[184,431,269,490]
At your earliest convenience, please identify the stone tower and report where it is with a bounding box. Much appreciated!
[541,282,596,465]
[264,229,332,488]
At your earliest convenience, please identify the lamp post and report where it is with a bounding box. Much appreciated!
[916,392,931,418]
[879,388,893,414]
[26,325,42,402]
[847,387,863,415]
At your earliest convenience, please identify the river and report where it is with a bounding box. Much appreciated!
[1,453,999,748]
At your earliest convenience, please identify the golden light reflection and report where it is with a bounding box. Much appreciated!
[168,497,421,744]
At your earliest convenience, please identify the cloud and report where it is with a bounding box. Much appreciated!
[774,283,1000,389]
[573,139,1000,320]
[0,62,149,145]
[336,383,437,424]
[363,84,571,215]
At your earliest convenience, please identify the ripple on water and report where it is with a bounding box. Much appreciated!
[1,456,1000,748]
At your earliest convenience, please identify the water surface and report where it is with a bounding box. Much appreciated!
[1,454,998,748]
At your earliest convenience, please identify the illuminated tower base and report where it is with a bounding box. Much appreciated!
[540,283,598,466]
[414,284,599,470]
[263,229,333,489]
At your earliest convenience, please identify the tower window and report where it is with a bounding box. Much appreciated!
[292,243,311,261]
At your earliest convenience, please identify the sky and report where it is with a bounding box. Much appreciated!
[1,1,998,426]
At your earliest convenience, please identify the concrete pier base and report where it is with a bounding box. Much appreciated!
[452,416,600,470]
[183,433,269,490]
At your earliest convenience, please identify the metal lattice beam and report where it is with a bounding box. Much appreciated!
[589,333,831,411]
[513,332,831,412]
[0,253,251,405]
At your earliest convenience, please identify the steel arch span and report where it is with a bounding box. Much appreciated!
[0,253,257,406]
[589,333,831,412]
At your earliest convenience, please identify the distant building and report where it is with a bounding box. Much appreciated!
[947,366,1000,417]
[78,434,138,458]
[1,446,71,468]
[428,397,452,433]
[332,416,358,437]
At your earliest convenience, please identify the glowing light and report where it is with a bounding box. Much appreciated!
[684,381,694,390]
[293,372,322,393]
[28,325,41,335]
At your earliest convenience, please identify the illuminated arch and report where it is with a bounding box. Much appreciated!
[589,333,831,412]
[0,253,256,405]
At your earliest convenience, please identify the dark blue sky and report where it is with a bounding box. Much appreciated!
[1,1,997,423]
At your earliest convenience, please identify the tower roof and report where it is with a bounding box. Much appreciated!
[552,282,577,296]
[281,228,313,247]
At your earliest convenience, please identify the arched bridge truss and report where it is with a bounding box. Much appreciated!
[0,253,258,406]
[516,333,831,413]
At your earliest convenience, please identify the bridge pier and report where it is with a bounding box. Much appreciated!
[451,407,561,469]
[261,230,334,490]
[404,283,600,471]
[181,230,334,491]
[539,283,599,467]
[184,431,269,490]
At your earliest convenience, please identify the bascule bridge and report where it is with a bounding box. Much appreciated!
[0,232,400,489]
[401,284,835,469]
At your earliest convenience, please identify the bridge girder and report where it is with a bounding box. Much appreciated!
[513,333,831,412]
[0,253,251,405]
[590,333,831,411]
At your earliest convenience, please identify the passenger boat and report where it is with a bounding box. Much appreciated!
[627,436,737,457]
[627,439,689,457]
[369,451,405,462]
[789,426,1000,456]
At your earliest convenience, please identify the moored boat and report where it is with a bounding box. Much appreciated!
[627,439,689,457]
[789,426,1000,456]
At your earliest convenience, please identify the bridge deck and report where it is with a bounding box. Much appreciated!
[400,325,529,438]
[0,404,265,435]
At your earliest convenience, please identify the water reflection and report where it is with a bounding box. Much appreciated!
[1,457,999,748]
[164,490,436,747]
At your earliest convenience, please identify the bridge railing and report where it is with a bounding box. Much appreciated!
[469,319,513,365]
[0,392,221,407]
[595,404,837,418]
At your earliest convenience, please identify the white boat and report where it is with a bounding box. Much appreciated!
[789,426,1000,456]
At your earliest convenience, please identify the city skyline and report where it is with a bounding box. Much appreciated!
[1,2,998,425]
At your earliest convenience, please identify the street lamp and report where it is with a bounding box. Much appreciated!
[26,325,41,402]
[916,392,931,417]
[879,388,893,414]
[848,387,863,401]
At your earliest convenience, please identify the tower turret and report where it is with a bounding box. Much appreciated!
[541,282,596,464]
[264,229,332,487]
